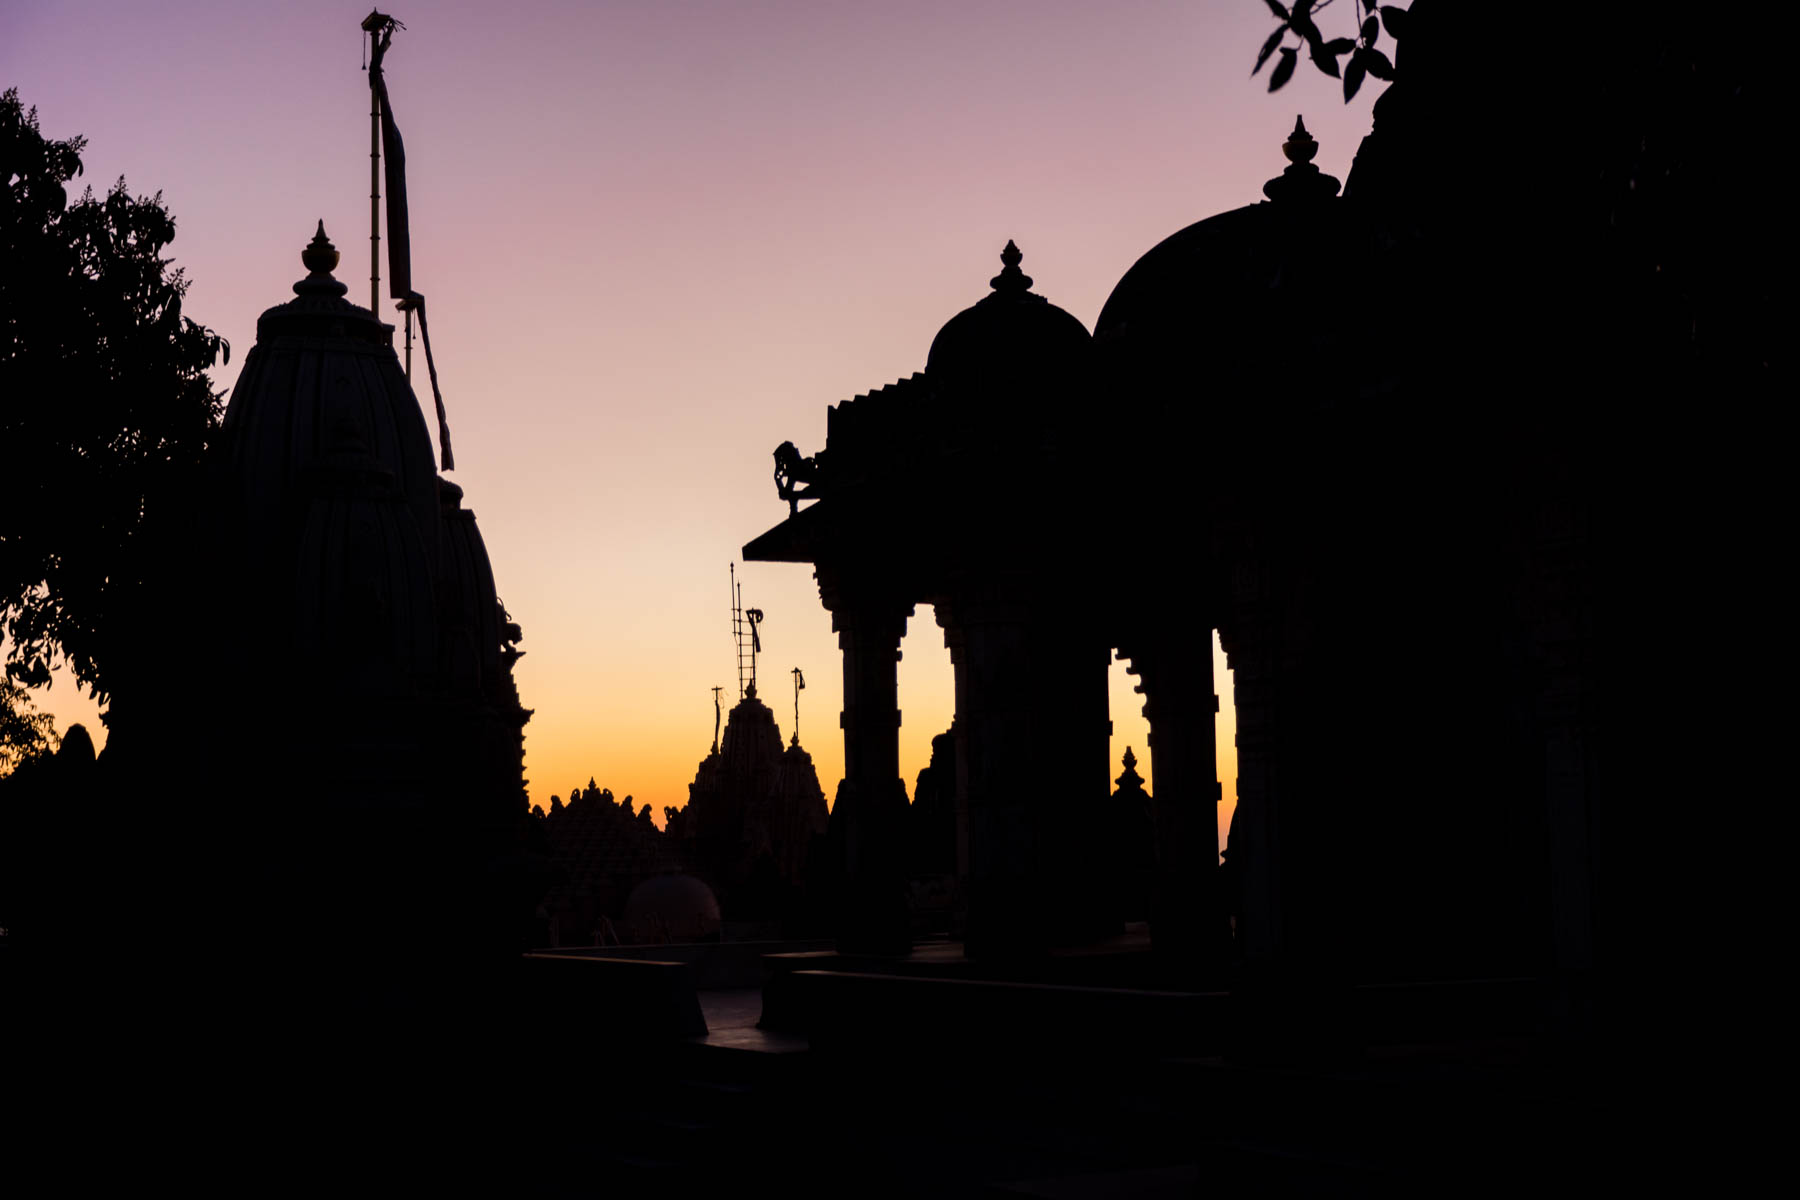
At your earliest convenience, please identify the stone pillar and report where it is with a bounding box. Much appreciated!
[822,572,913,955]
[1126,634,1227,966]
[1220,573,1282,966]
[937,616,972,891]
[944,591,1112,958]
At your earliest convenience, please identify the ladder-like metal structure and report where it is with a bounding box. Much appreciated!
[730,563,763,700]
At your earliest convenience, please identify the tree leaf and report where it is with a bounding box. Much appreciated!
[1309,40,1342,78]
[1294,0,1315,16]
[1324,37,1355,55]
[1254,26,1287,75]
[1361,47,1396,80]
[1292,15,1321,50]
[1361,16,1379,46]
[1343,54,1367,102]
[1263,0,1289,18]
[1380,5,1409,40]
[1269,47,1298,92]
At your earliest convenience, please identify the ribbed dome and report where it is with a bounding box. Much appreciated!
[221,225,439,582]
[925,241,1091,387]
[291,416,438,685]
[436,477,503,692]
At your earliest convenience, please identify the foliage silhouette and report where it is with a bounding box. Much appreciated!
[0,676,58,774]
[1253,0,1402,100]
[0,89,228,751]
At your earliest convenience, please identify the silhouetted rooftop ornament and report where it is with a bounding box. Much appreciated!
[1262,116,1342,204]
[252,222,388,347]
[730,563,763,700]
[296,222,350,299]
[791,666,806,748]
[990,239,1033,293]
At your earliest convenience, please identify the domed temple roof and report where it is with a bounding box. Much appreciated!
[624,873,722,942]
[1090,120,1389,435]
[1096,119,1350,345]
[220,224,440,568]
[926,240,1091,387]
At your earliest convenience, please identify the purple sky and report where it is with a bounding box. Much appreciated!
[5,0,1387,843]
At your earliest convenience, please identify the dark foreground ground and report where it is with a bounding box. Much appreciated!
[1,936,1725,1197]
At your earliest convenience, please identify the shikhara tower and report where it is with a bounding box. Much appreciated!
[206,224,532,974]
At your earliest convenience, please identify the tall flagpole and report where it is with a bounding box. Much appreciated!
[364,12,385,314]
[369,80,379,313]
[365,10,448,462]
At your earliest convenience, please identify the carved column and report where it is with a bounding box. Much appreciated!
[1127,632,1227,965]
[1219,562,1282,965]
[821,569,914,955]
[944,589,1112,958]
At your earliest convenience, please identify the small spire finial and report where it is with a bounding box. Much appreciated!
[1283,116,1319,165]
[989,239,1034,293]
[1122,746,1138,771]
[1263,116,1340,204]
[302,221,340,275]
[294,221,349,299]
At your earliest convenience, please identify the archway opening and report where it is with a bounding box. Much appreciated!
[1106,630,1237,866]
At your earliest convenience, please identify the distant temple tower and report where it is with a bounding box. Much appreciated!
[673,576,827,921]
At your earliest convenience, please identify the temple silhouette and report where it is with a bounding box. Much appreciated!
[3,2,1770,1190]
[747,119,1557,981]
[533,598,833,946]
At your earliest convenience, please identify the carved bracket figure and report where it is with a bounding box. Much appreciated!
[773,440,823,516]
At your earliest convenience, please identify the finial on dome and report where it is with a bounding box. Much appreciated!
[302,221,340,274]
[989,239,1034,293]
[1263,116,1341,205]
[295,221,349,298]
[1282,116,1319,166]
[1122,746,1138,771]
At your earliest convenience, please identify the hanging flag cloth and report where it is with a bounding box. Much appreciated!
[368,13,455,470]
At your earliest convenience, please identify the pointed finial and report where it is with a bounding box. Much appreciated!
[989,239,1034,293]
[1282,116,1319,165]
[295,221,349,298]
[302,221,340,274]
[1263,117,1340,204]
[1122,746,1138,771]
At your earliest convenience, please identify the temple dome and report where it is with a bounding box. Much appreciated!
[624,873,722,942]
[220,223,439,569]
[1094,119,1368,411]
[925,240,1091,388]
[254,220,393,346]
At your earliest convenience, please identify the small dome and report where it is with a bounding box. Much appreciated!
[925,241,1091,387]
[624,873,722,942]
[254,221,392,346]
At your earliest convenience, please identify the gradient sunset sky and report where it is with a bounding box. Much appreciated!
[5,1,1386,849]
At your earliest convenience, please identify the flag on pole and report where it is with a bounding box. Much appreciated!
[367,13,454,469]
